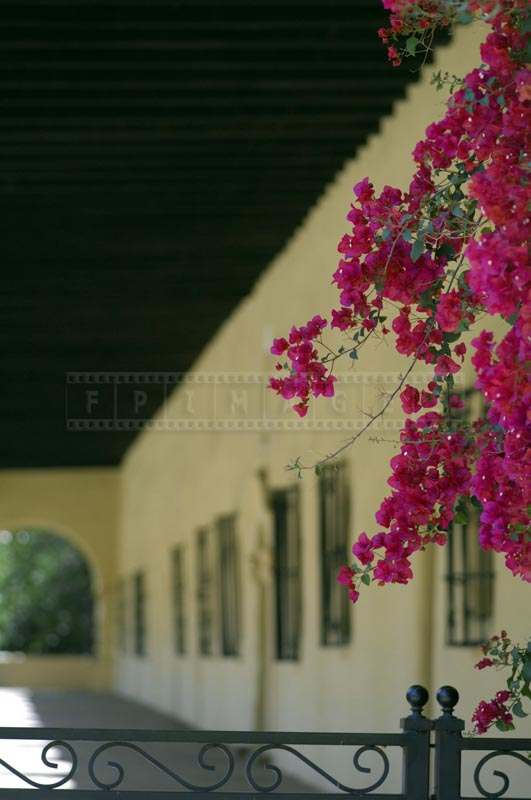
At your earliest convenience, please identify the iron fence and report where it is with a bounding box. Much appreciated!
[0,685,529,798]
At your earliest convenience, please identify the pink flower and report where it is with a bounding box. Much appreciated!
[348,588,360,603]
[420,390,438,408]
[436,291,463,332]
[435,355,461,376]
[270,337,289,356]
[293,402,308,418]
[449,394,465,410]
[475,657,494,670]
[331,307,354,331]
[337,565,354,586]
[353,177,374,202]
[400,385,421,414]
[352,532,376,565]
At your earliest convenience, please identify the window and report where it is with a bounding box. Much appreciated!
[217,515,241,656]
[445,387,494,646]
[133,571,146,656]
[446,502,495,646]
[271,486,302,660]
[318,462,351,646]
[172,546,186,655]
[116,578,127,654]
[196,527,214,655]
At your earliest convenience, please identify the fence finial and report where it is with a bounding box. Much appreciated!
[406,685,429,717]
[436,685,459,716]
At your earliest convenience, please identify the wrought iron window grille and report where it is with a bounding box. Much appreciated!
[132,571,146,657]
[171,545,186,656]
[114,578,127,655]
[196,526,215,657]
[217,514,241,658]
[270,485,302,661]
[445,389,495,647]
[318,462,351,646]
[1,685,529,798]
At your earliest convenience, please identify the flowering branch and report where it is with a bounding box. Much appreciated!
[268,0,530,604]
[472,631,531,733]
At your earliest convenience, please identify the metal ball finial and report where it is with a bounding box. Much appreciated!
[406,685,429,717]
[436,685,459,715]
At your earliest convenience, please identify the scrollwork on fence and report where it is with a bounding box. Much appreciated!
[87,740,235,791]
[245,743,390,794]
[0,740,77,790]
[0,685,529,798]
[472,750,531,799]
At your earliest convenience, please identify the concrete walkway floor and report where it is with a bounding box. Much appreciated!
[0,688,312,793]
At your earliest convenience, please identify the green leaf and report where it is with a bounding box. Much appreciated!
[405,36,418,55]
[349,349,359,360]
[457,11,473,25]
[411,235,425,263]
[521,11,531,34]
[495,719,515,732]
[512,700,528,719]
[361,573,371,586]
[419,289,435,308]
[523,655,531,683]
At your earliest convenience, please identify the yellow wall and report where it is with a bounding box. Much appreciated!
[0,19,528,792]
[0,468,119,690]
[116,17,529,758]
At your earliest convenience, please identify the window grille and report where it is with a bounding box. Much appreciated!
[445,388,495,646]
[196,527,214,656]
[318,462,351,646]
[271,486,302,660]
[446,502,495,646]
[217,515,241,657]
[116,578,127,654]
[133,571,146,656]
[172,546,186,655]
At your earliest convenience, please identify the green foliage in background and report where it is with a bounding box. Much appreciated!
[0,529,94,654]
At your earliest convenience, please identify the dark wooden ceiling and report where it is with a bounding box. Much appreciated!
[1,0,427,468]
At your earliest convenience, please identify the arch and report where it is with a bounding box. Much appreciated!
[0,516,103,595]
[0,524,97,656]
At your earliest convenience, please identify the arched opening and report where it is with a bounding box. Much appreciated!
[0,528,94,655]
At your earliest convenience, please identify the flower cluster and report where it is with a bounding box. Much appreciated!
[269,315,335,417]
[471,631,530,734]
[472,691,514,734]
[268,0,530,604]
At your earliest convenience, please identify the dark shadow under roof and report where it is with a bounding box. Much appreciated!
[1,0,430,468]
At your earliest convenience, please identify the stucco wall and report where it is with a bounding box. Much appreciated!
[116,17,529,756]
[0,468,119,690]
